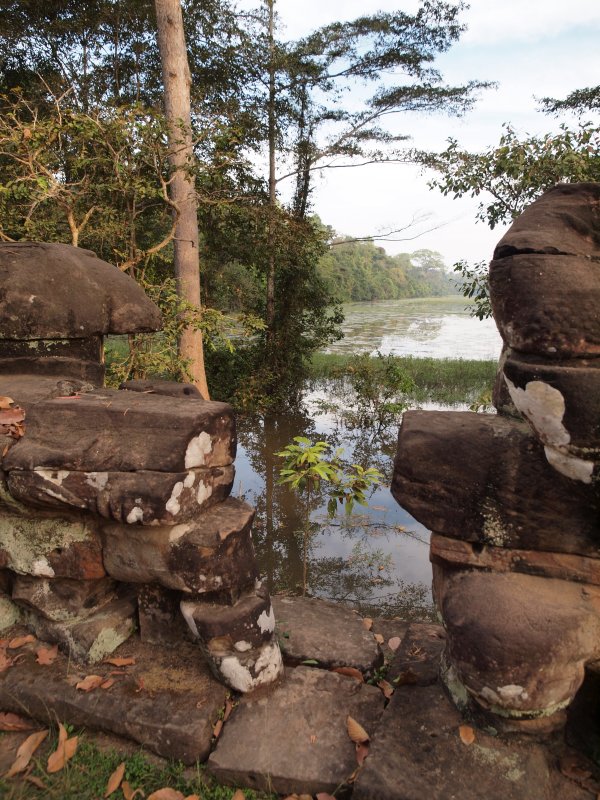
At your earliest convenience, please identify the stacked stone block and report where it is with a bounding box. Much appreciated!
[392,183,600,732]
[0,241,283,692]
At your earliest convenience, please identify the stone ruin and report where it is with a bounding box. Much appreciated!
[392,182,600,734]
[0,241,283,693]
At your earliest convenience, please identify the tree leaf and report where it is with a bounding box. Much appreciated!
[0,712,38,731]
[459,724,475,745]
[103,657,135,667]
[356,740,370,766]
[331,666,364,682]
[47,723,78,772]
[387,636,402,651]
[36,644,59,665]
[0,396,14,408]
[100,678,116,690]
[346,715,369,744]
[362,618,373,631]
[231,791,246,800]
[8,634,35,649]
[121,781,145,800]
[76,674,104,692]
[24,774,47,790]
[377,679,394,699]
[213,719,223,739]
[373,633,384,644]
[147,790,185,800]
[104,761,125,796]
[4,729,48,777]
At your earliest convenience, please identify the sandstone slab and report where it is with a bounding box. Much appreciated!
[102,497,258,591]
[208,666,384,796]
[0,632,227,763]
[273,595,382,672]
[137,584,190,646]
[392,411,600,556]
[121,379,202,398]
[11,575,117,622]
[4,388,235,473]
[387,621,445,686]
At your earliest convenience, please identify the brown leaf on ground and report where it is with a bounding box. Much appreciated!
[103,657,136,667]
[362,618,373,631]
[4,729,48,777]
[0,407,25,425]
[135,678,145,693]
[36,644,59,665]
[47,723,78,773]
[373,633,384,644]
[387,636,402,651]
[346,716,369,744]
[104,762,125,797]
[147,790,185,800]
[0,712,39,731]
[121,780,145,800]
[459,725,475,745]
[356,740,370,766]
[222,697,234,722]
[331,666,364,682]
[8,634,35,649]
[0,395,14,408]
[101,678,116,690]
[231,791,246,800]
[0,650,13,672]
[76,675,104,692]
[559,753,600,793]
[213,719,223,739]
[377,679,394,699]
[183,796,200,800]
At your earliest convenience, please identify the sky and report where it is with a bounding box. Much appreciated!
[270,0,600,267]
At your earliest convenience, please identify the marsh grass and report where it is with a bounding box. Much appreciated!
[309,352,496,406]
[0,735,274,800]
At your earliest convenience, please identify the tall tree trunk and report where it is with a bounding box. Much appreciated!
[154,0,209,399]
[265,0,276,343]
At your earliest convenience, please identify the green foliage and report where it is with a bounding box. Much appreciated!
[453,259,491,320]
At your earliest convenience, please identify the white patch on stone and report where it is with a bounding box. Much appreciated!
[544,446,594,484]
[257,604,275,634]
[235,640,253,652]
[28,295,36,303]
[196,481,212,506]
[497,684,528,702]
[219,642,283,692]
[184,431,213,469]
[126,506,144,524]
[31,557,55,578]
[179,600,199,638]
[85,472,109,490]
[184,471,195,489]
[168,524,190,543]
[480,686,500,705]
[505,377,570,448]
[166,481,184,516]
[36,468,70,486]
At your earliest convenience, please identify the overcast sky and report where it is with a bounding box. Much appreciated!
[271,0,600,266]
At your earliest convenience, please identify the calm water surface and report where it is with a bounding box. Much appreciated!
[234,297,500,618]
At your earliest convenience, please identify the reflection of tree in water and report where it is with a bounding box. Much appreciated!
[236,403,433,618]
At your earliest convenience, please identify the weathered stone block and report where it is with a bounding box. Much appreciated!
[392,411,600,556]
[490,253,600,358]
[433,565,600,722]
[102,498,258,592]
[0,590,21,630]
[4,388,236,472]
[137,584,190,647]
[0,241,162,339]
[7,464,234,523]
[120,379,202,398]
[11,575,117,622]
[24,592,136,663]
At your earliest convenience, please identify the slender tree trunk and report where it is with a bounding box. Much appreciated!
[265,0,276,342]
[154,0,209,399]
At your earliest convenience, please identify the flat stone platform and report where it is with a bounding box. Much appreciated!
[1,596,599,798]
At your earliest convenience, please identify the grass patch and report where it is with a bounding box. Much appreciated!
[309,352,496,406]
[0,734,274,800]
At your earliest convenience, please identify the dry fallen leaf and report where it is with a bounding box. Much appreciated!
[0,650,13,672]
[76,675,104,692]
[47,723,78,773]
[362,618,373,631]
[331,666,364,682]
[355,740,370,766]
[387,636,402,651]
[36,644,58,665]
[121,780,145,800]
[4,729,48,777]
[310,734,317,744]
[231,791,246,800]
[101,678,116,690]
[24,774,47,790]
[103,657,136,667]
[346,716,369,744]
[8,634,35,649]
[213,719,223,739]
[0,712,38,731]
[147,790,185,800]
[377,679,394,699]
[0,395,14,408]
[223,697,234,722]
[459,725,475,745]
[373,633,384,645]
[105,762,126,797]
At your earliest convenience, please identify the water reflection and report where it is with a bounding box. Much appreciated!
[234,406,435,621]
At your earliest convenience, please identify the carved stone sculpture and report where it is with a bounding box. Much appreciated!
[0,241,283,692]
[392,183,600,732]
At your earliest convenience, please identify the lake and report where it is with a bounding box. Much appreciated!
[234,296,502,619]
